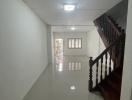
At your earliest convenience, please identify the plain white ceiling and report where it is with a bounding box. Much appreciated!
[24,0,122,25]
[51,25,96,32]
[23,0,122,32]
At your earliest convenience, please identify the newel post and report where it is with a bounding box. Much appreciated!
[89,57,93,92]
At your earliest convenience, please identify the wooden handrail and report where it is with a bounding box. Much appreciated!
[91,34,125,66]
[89,34,125,91]
[105,14,123,36]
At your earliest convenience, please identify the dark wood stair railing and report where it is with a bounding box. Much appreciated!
[94,14,125,46]
[89,14,125,100]
[94,14,125,69]
[89,34,125,92]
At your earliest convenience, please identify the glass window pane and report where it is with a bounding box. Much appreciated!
[75,62,78,70]
[69,39,72,48]
[72,39,74,48]
[68,38,82,49]
[75,39,78,48]
[78,39,82,48]
[72,62,74,70]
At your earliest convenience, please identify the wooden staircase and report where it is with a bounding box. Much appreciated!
[88,14,125,100]
[98,67,122,100]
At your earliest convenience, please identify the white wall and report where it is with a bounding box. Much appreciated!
[47,25,52,64]
[54,32,87,56]
[121,0,132,100]
[0,0,48,100]
[87,28,105,59]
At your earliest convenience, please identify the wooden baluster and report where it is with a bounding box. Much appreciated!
[100,17,102,29]
[111,29,113,43]
[101,17,104,32]
[113,30,116,43]
[105,21,108,38]
[115,31,117,41]
[109,49,112,74]
[110,26,113,43]
[107,23,110,41]
[103,17,106,34]
[113,46,116,70]
[100,56,103,81]
[117,39,122,68]
[106,15,109,39]
[104,16,107,35]
[120,36,125,67]
[105,18,107,37]
[96,61,99,85]
[111,28,114,43]
[89,57,93,92]
[118,40,122,67]
[108,24,110,40]
[105,53,108,77]
[104,16,106,32]
[108,24,111,43]
[116,42,119,61]
[111,28,115,43]
[115,42,119,68]
[107,21,110,41]
[114,59,116,70]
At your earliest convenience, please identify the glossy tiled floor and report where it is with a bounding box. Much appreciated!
[24,56,103,100]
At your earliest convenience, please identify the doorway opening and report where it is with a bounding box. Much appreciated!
[55,39,64,72]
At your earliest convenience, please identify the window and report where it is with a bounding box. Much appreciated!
[68,38,82,49]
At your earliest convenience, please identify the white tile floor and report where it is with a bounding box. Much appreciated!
[23,56,103,100]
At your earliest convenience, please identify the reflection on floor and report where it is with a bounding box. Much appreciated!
[68,62,82,71]
[24,56,103,100]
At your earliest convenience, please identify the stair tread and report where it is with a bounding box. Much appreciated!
[107,79,121,94]
[110,74,121,83]
[100,69,122,99]
[113,72,121,80]
[99,83,120,100]
[98,68,122,100]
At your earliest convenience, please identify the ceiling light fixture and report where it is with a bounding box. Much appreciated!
[70,85,76,90]
[71,26,76,31]
[64,4,76,11]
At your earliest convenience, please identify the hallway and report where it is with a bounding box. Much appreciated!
[0,0,131,100]
[24,56,103,100]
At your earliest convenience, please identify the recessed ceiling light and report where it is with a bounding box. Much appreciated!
[71,27,76,30]
[70,85,76,90]
[64,4,75,11]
